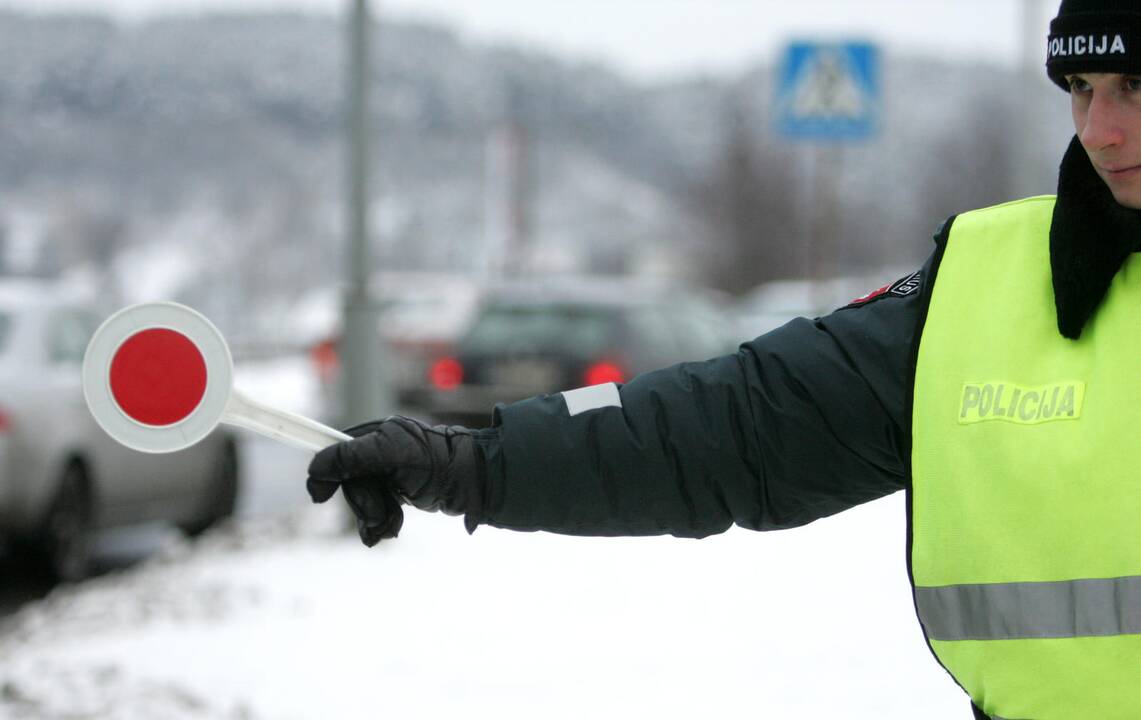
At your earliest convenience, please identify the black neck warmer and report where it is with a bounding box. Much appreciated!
[1049,135,1141,339]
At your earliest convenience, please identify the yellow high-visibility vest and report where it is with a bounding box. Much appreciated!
[911,196,1141,720]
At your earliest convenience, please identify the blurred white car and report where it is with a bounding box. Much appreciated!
[0,280,239,581]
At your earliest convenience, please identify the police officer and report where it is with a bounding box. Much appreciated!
[305,2,1141,717]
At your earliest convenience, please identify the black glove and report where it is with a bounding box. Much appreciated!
[306,416,484,546]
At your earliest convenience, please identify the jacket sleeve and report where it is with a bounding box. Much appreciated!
[470,255,934,538]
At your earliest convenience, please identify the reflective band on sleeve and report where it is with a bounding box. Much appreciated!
[562,382,622,417]
[916,575,1141,641]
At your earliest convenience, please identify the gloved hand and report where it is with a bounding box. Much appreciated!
[306,415,484,546]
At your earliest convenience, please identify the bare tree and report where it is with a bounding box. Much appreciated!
[920,88,1015,224]
[692,95,802,296]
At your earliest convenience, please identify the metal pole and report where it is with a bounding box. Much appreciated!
[348,0,370,297]
[342,0,389,428]
[1016,0,1047,198]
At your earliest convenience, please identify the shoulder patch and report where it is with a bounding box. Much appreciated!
[846,270,922,307]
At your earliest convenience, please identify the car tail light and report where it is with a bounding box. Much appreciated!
[0,408,10,433]
[584,361,625,386]
[429,357,464,391]
[310,338,340,382]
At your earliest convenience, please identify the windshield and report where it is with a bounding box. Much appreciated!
[461,303,618,356]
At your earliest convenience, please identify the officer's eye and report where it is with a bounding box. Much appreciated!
[1067,75,1091,93]
[1124,76,1141,92]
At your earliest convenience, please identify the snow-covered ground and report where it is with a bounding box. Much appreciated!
[0,354,970,719]
[0,494,970,719]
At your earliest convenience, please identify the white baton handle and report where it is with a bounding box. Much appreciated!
[222,388,352,453]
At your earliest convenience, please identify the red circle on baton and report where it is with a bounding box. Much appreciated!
[86,302,352,453]
[109,328,208,426]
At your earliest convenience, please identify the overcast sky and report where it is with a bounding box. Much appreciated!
[2,0,1058,81]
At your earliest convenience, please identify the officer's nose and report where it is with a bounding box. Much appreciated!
[1080,89,1126,153]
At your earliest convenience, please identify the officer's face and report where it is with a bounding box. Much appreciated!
[1069,72,1141,209]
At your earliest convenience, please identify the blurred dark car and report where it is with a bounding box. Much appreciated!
[0,280,239,581]
[296,273,484,421]
[421,277,736,426]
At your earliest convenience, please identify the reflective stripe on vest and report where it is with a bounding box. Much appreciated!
[916,575,1141,641]
[910,196,1141,720]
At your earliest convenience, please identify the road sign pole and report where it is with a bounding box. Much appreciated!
[1016,0,1049,198]
[775,40,878,303]
[808,144,843,306]
[809,146,823,286]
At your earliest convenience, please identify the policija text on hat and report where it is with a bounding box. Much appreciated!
[305,2,1141,718]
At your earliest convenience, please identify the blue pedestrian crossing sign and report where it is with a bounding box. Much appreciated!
[775,41,880,141]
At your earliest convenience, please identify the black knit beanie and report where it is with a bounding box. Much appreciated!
[1046,0,1141,90]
